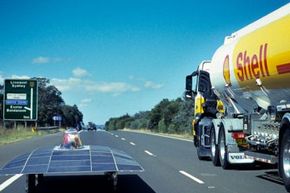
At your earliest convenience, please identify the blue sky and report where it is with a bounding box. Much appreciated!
[0,0,288,124]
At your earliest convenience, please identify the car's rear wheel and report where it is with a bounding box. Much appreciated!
[26,174,36,193]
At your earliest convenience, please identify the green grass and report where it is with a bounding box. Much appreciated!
[0,127,64,146]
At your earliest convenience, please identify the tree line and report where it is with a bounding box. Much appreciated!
[0,78,83,128]
[105,98,194,134]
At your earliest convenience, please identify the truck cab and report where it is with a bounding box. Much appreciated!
[185,61,220,159]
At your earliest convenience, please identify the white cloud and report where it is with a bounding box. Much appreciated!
[32,56,50,64]
[72,67,88,78]
[32,56,65,64]
[79,98,92,108]
[85,82,140,93]
[0,74,31,85]
[144,81,163,89]
[11,75,31,79]
[50,78,82,92]
[51,77,140,95]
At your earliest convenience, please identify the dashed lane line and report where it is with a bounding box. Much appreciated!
[130,142,136,146]
[144,150,156,157]
[179,170,205,184]
[115,135,119,138]
[0,174,23,192]
[121,138,126,141]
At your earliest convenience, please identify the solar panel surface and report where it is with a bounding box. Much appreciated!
[0,145,143,175]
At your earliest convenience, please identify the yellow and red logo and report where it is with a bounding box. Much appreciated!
[233,14,290,90]
[235,43,270,81]
[223,55,231,86]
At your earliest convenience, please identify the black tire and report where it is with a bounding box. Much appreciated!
[218,127,231,169]
[197,146,206,160]
[36,174,43,185]
[210,128,220,166]
[279,128,290,192]
[26,174,36,193]
[105,172,118,192]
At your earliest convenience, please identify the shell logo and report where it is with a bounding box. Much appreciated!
[223,55,231,86]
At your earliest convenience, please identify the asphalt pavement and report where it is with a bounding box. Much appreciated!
[0,130,287,193]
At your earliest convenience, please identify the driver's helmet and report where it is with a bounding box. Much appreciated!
[63,128,82,149]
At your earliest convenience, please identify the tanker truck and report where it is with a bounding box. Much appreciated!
[185,3,290,191]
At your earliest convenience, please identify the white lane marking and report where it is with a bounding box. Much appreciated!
[123,130,192,142]
[208,186,215,189]
[121,138,126,141]
[0,174,23,192]
[107,131,114,136]
[179,170,204,184]
[130,142,136,146]
[144,150,156,157]
[115,135,119,138]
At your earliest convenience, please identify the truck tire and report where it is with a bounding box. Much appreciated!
[279,128,290,192]
[218,127,230,169]
[210,127,220,166]
[197,147,206,160]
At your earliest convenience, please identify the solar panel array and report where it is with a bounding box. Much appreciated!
[0,145,143,175]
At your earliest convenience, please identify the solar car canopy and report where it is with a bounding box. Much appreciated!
[0,145,143,175]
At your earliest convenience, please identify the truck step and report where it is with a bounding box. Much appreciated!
[244,151,277,164]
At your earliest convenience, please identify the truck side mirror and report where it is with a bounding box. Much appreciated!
[185,75,196,99]
[186,75,192,91]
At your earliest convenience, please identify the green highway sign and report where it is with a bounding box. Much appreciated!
[3,79,38,121]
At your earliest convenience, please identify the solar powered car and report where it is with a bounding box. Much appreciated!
[0,128,143,192]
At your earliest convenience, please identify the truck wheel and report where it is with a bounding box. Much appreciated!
[210,128,220,166]
[197,147,205,160]
[279,128,290,192]
[218,127,230,169]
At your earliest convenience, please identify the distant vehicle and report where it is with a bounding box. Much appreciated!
[88,122,97,131]
[0,128,144,193]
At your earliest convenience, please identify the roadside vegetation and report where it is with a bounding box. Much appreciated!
[105,98,194,135]
[0,126,65,145]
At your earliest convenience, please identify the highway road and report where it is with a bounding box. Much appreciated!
[0,130,287,193]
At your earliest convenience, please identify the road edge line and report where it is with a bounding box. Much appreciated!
[122,130,192,142]
[0,174,23,192]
